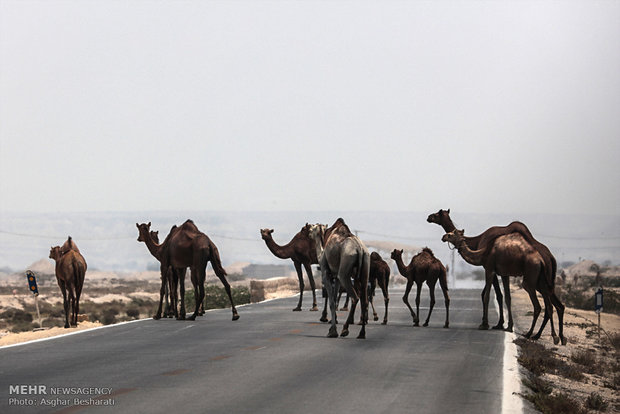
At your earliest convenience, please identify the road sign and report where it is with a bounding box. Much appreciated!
[595,288,603,314]
[26,270,39,296]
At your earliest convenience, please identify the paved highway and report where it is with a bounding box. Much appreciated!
[1,287,523,413]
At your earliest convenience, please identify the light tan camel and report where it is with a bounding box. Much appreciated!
[49,237,87,328]
[260,225,319,312]
[390,248,450,328]
[442,229,566,345]
[314,218,370,339]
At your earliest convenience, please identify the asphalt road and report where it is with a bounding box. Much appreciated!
[0,287,522,414]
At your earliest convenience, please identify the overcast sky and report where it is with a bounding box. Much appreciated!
[1,1,618,215]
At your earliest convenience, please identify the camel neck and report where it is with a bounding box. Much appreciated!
[394,255,408,277]
[141,232,162,260]
[440,218,457,233]
[263,236,291,259]
[456,241,485,266]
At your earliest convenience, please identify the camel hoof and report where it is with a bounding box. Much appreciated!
[492,324,504,330]
[423,322,429,327]
[444,323,449,329]
[479,323,489,330]
[309,306,319,311]
[153,314,161,320]
[413,322,420,327]
[561,337,567,346]
[340,329,349,337]
[382,321,388,325]
[64,324,70,329]
[504,327,513,333]
[357,332,366,339]
[320,316,328,323]
[552,336,559,345]
[373,316,379,322]
[232,314,240,321]
[327,328,338,338]
[292,307,302,312]
[187,315,197,321]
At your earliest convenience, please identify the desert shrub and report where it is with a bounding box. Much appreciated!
[185,285,251,311]
[522,375,552,395]
[524,392,588,414]
[11,321,34,332]
[586,392,609,411]
[514,338,560,376]
[226,273,247,282]
[555,362,586,382]
[571,350,596,366]
[0,308,33,323]
[101,307,119,325]
[126,307,140,319]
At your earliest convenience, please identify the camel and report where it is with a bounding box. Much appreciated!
[427,208,557,330]
[49,237,87,328]
[149,229,178,318]
[442,229,566,345]
[309,224,389,324]
[390,248,450,328]
[369,252,390,325]
[137,220,239,321]
[313,218,370,339]
[260,225,319,312]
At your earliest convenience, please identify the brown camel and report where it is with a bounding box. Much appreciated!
[49,237,87,328]
[260,225,319,312]
[149,229,179,318]
[427,208,557,329]
[138,220,239,321]
[315,218,369,339]
[442,229,566,345]
[369,252,390,325]
[390,248,450,328]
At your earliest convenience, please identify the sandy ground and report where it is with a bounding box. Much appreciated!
[510,285,620,411]
[0,321,103,347]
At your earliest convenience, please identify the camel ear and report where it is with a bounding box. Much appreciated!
[148,222,151,227]
[399,249,404,254]
[136,223,139,228]
[447,208,450,214]
[269,229,274,234]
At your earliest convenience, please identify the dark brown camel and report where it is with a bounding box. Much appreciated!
[443,229,566,345]
[149,229,179,318]
[427,208,557,329]
[260,225,319,312]
[49,237,87,328]
[390,248,450,328]
[138,220,239,321]
[369,252,390,324]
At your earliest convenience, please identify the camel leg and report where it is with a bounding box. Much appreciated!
[340,291,349,311]
[552,293,566,345]
[490,275,504,330]
[500,275,513,332]
[215,271,240,321]
[293,261,304,311]
[439,273,450,328]
[163,278,171,318]
[169,270,179,319]
[523,286,541,338]
[380,280,389,325]
[532,294,555,342]
[178,268,186,320]
[414,283,422,326]
[320,289,329,323]
[154,265,167,320]
[402,280,416,325]
[59,282,70,329]
[480,271,494,330]
[424,282,436,327]
[340,277,359,337]
[324,274,339,338]
[303,262,318,311]
[369,278,379,322]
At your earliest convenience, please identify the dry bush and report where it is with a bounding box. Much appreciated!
[523,391,588,414]
[586,392,609,411]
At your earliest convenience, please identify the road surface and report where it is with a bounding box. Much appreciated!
[1,287,523,413]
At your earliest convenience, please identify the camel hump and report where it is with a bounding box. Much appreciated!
[60,236,80,255]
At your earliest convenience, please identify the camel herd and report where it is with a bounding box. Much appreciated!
[47,209,566,345]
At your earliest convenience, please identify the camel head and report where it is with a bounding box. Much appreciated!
[308,224,327,246]
[150,230,159,244]
[260,228,274,240]
[427,208,450,224]
[49,246,62,261]
[442,229,465,245]
[390,249,404,261]
[136,222,152,242]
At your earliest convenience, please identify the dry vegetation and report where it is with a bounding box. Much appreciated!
[512,261,620,413]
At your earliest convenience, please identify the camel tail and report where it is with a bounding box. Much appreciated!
[210,243,228,278]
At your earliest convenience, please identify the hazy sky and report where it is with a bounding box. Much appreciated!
[1,1,618,215]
